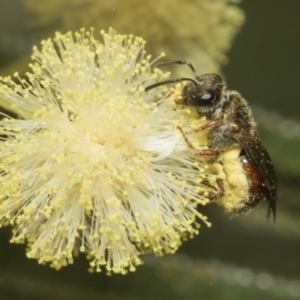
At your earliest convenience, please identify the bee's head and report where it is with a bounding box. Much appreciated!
[182,73,225,116]
[144,61,227,117]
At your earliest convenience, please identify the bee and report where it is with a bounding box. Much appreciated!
[145,60,277,221]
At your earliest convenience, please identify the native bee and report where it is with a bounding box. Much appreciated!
[145,60,277,220]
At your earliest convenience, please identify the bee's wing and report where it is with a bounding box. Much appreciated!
[234,131,277,220]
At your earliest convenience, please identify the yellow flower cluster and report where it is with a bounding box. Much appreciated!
[0,29,218,274]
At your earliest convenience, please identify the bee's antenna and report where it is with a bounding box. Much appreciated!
[145,77,198,92]
[155,60,200,78]
[145,60,201,92]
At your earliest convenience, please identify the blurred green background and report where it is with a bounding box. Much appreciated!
[0,0,300,299]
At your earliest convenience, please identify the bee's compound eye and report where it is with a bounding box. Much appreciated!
[201,92,214,100]
[199,91,217,103]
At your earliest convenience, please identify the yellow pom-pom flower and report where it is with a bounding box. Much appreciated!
[0,28,214,274]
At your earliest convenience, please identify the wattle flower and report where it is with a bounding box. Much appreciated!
[0,28,213,274]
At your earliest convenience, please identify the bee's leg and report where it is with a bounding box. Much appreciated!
[174,98,185,105]
[177,126,219,158]
[212,178,225,200]
[199,118,223,131]
[200,179,225,201]
[196,149,219,157]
